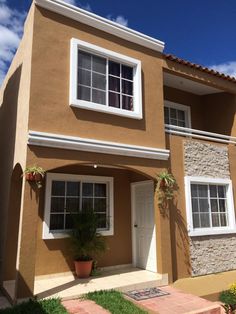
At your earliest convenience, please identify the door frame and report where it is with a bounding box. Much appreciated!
[131,180,156,270]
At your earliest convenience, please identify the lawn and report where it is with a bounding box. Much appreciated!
[86,290,148,314]
[0,298,68,314]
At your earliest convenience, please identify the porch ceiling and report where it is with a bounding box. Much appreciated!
[163,72,223,95]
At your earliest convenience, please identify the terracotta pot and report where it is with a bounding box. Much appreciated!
[25,173,35,181]
[34,173,42,181]
[160,179,166,188]
[74,260,93,278]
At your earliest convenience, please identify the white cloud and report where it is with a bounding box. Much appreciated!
[209,61,236,78]
[0,2,26,86]
[107,14,128,27]
[61,0,92,11]
[61,0,77,5]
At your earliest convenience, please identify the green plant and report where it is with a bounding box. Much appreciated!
[70,208,107,261]
[86,290,147,314]
[156,171,178,210]
[23,165,45,188]
[219,290,236,313]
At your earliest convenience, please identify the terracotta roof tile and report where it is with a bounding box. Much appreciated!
[164,54,236,83]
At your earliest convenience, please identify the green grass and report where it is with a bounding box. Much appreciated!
[0,298,68,314]
[86,290,148,314]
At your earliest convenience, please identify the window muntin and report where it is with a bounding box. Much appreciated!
[164,106,186,127]
[70,38,142,119]
[77,51,134,111]
[191,183,228,229]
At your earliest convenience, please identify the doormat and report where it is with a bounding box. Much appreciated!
[125,287,169,301]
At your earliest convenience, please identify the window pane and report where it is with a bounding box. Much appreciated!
[67,182,80,196]
[170,118,178,126]
[78,51,91,70]
[210,185,217,198]
[66,198,80,212]
[50,214,64,230]
[177,110,185,121]
[220,213,227,226]
[200,213,210,228]
[199,198,209,212]
[109,76,120,92]
[65,214,73,229]
[218,185,226,198]
[82,198,93,210]
[191,198,199,212]
[192,213,200,228]
[78,69,91,86]
[51,197,65,213]
[164,107,169,124]
[109,92,120,108]
[122,80,133,95]
[178,120,186,127]
[92,89,106,105]
[82,183,93,196]
[95,183,106,197]
[122,65,133,80]
[198,185,208,197]
[96,213,107,229]
[52,181,65,196]
[191,184,198,197]
[170,108,177,119]
[122,95,133,111]
[219,199,226,212]
[78,85,90,101]
[210,199,218,212]
[92,73,106,90]
[109,61,120,76]
[212,213,220,227]
[92,55,106,74]
[94,198,106,212]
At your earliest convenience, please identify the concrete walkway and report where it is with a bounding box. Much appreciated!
[62,299,109,314]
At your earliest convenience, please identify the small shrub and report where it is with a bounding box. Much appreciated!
[219,290,236,313]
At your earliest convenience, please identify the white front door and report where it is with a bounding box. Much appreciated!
[132,181,157,272]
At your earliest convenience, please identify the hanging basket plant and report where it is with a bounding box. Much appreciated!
[24,166,45,188]
[156,171,178,210]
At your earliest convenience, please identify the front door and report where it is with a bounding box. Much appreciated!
[132,181,157,272]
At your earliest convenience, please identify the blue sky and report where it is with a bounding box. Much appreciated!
[1,0,236,85]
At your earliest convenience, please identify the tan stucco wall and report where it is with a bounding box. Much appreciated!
[28,6,166,149]
[0,5,34,276]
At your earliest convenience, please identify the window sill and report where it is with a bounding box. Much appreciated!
[189,228,236,237]
[70,100,142,120]
[43,229,114,240]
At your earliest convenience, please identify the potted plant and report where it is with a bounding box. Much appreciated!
[156,171,178,210]
[70,209,107,278]
[219,290,236,313]
[24,166,45,188]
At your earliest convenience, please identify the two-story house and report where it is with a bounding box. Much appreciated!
[1,0,236,303]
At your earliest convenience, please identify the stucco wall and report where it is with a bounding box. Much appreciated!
[184,140,236,276]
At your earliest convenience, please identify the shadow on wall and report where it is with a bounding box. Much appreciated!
[0,65,22,281]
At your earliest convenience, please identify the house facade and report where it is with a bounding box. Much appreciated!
[1,0,236,302]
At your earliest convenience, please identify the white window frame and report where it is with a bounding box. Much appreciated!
[185,176,236,236]
[43,173,114,239]
[70,38,142,119]
[164,100,191,128]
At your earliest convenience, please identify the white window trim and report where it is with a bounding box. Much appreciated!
[70,38,142,119]
[43,173,114,239]
[164,100,191,128]
[184,176,236,237]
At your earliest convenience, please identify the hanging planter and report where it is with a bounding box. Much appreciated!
[24,166,45,188]
[156,171,178,210]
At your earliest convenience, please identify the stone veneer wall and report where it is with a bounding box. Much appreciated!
[184,140,235,276]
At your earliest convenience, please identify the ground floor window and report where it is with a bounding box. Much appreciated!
[43,173,114,239]
[184,176,236,236]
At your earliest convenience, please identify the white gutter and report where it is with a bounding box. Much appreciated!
[34,0,165,53]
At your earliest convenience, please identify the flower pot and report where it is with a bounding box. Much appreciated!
[160,179,166,188]
[34,173,42,181]
[25,173,35,181]
[74,260,93,278]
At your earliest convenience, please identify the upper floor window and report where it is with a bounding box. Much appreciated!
[164,101,191,128]
[70,38,142,119]
[43,173,114,239]
[185,176,236,236]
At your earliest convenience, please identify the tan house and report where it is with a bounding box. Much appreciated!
[1,0,236,303]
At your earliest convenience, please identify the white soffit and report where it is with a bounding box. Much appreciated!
[164,72,223,95]
[28,131,170,160]
[34,0,165,53]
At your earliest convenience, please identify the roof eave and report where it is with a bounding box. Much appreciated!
[34,0,165,53]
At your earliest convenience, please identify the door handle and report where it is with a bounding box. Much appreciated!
[134,224,138,228]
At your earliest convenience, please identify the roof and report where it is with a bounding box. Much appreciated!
[164,54,236,83]
[34,0,165,52]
